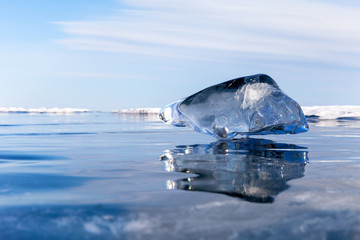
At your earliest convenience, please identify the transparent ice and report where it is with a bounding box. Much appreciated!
[159,74,309,139]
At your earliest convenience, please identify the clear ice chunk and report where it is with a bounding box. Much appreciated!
[159,74,309,139]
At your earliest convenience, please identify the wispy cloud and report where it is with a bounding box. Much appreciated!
[59,71,140,79]
[54,0,360,67]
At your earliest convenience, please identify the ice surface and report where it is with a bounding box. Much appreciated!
[160,74,309,139]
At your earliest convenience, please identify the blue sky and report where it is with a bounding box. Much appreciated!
[1,0,360,110]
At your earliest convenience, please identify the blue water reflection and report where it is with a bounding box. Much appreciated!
[161,138,308,203]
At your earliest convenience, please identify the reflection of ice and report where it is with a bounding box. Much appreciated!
[160,138,308,203]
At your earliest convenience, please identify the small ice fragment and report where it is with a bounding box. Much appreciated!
[159,74,309,139]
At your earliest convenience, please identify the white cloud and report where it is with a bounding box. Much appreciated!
[54,0,360,67]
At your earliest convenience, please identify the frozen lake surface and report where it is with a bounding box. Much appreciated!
[0,112,360,239]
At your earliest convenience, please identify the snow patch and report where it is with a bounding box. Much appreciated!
[112,108,160,114]
[0,107,89,114]
[303,106,360,119]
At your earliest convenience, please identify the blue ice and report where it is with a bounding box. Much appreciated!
[160,74,309,139]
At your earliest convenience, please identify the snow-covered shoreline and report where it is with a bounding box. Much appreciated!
[302,106,360,119]
[1,106,360,120]
[112,108,161,114]
[0,107,90,114]
[112,106,360,120]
